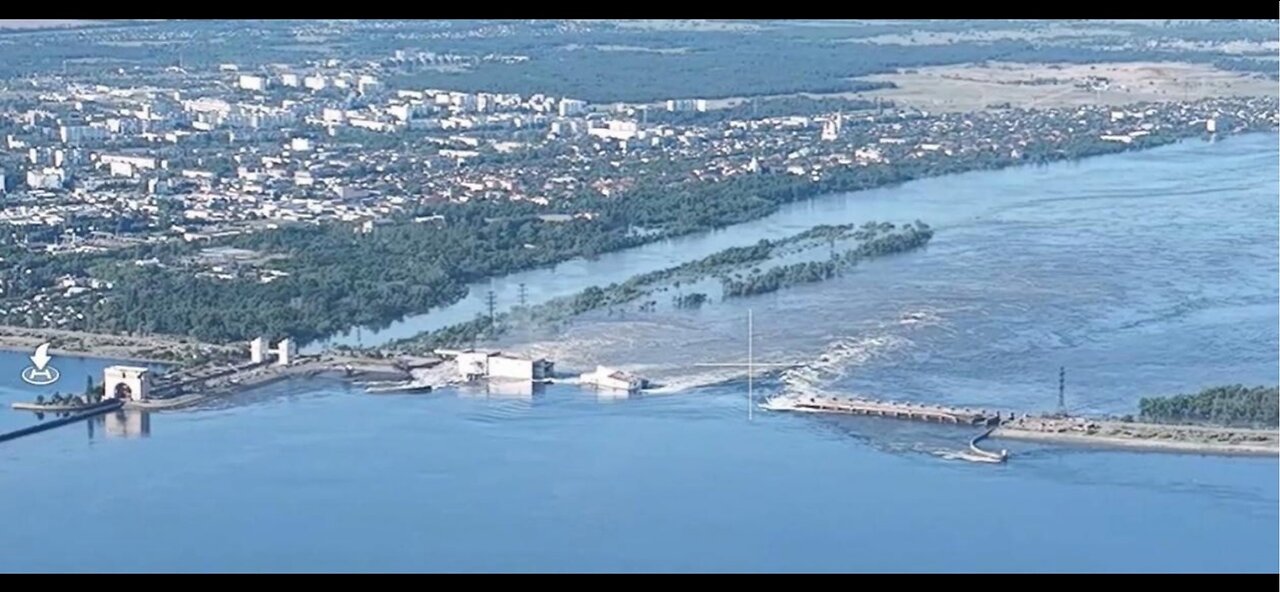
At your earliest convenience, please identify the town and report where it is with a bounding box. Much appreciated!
[1,47,1275,343]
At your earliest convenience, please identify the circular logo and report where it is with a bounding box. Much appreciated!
[21,366,60,387]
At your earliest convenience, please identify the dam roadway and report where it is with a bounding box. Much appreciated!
[782,395,1002,425]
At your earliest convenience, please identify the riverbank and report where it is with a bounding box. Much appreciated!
[992,417,1279,457]
[0,325,233,365]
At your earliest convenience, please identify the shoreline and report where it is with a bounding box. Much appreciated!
[0,343,172,365]
[991,427,1279,457]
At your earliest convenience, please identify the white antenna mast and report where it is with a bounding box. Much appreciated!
[694,308,800,422]
[748,308,753,420]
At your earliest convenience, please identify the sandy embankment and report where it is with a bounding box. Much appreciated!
[992,419,1279,457]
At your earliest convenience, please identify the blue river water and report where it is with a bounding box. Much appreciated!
[0,134,1276,573]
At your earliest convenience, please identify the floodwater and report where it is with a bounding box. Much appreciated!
[0,133,1276,573]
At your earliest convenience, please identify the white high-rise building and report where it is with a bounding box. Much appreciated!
[281,73,300,87]
[587,120,640,141]
[357,75,381,96]
[59,124,107,145]
[558,98,587,117]
[388,104,414,122]
[26,168,66,190]
[239,75,268,91]
[820,113,842,142]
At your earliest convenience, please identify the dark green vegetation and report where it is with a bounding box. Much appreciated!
[1138,385,1279,428]
[722,222,932,297]
[673,292,708,309]
[80,212,648,345]
[387,221,930,353]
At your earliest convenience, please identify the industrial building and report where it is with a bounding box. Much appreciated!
[250,337,267,364]
[276,339,297,366]
[103,366,153,401]
[248,336,295,366]
[438,349,554,382]
[488,354,554,380]
[579,366,646,393]
[666,98,707,113]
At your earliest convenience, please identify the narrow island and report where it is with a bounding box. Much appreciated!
[382,220,934,353]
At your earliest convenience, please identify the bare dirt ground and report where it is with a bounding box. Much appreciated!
[0,325,236,364]
[575,19,764,33]
[855,61,1279,112]
[0,20,106,30]
[847,25,1133,45]
[622,61,1277,115]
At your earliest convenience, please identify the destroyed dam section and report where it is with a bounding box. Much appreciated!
[3,336,659,443]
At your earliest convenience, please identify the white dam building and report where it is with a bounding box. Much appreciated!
[439,349,554,382]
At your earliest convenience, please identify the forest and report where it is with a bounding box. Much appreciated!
[1138,385,1279,428]
[721,222,933,297]
[76,211,652,345]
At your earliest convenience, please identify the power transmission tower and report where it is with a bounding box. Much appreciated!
[518,283,527,308]
[486,289,497,329]
[1057,366,1066,413]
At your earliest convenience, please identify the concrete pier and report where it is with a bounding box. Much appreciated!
[0,400,124,444]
